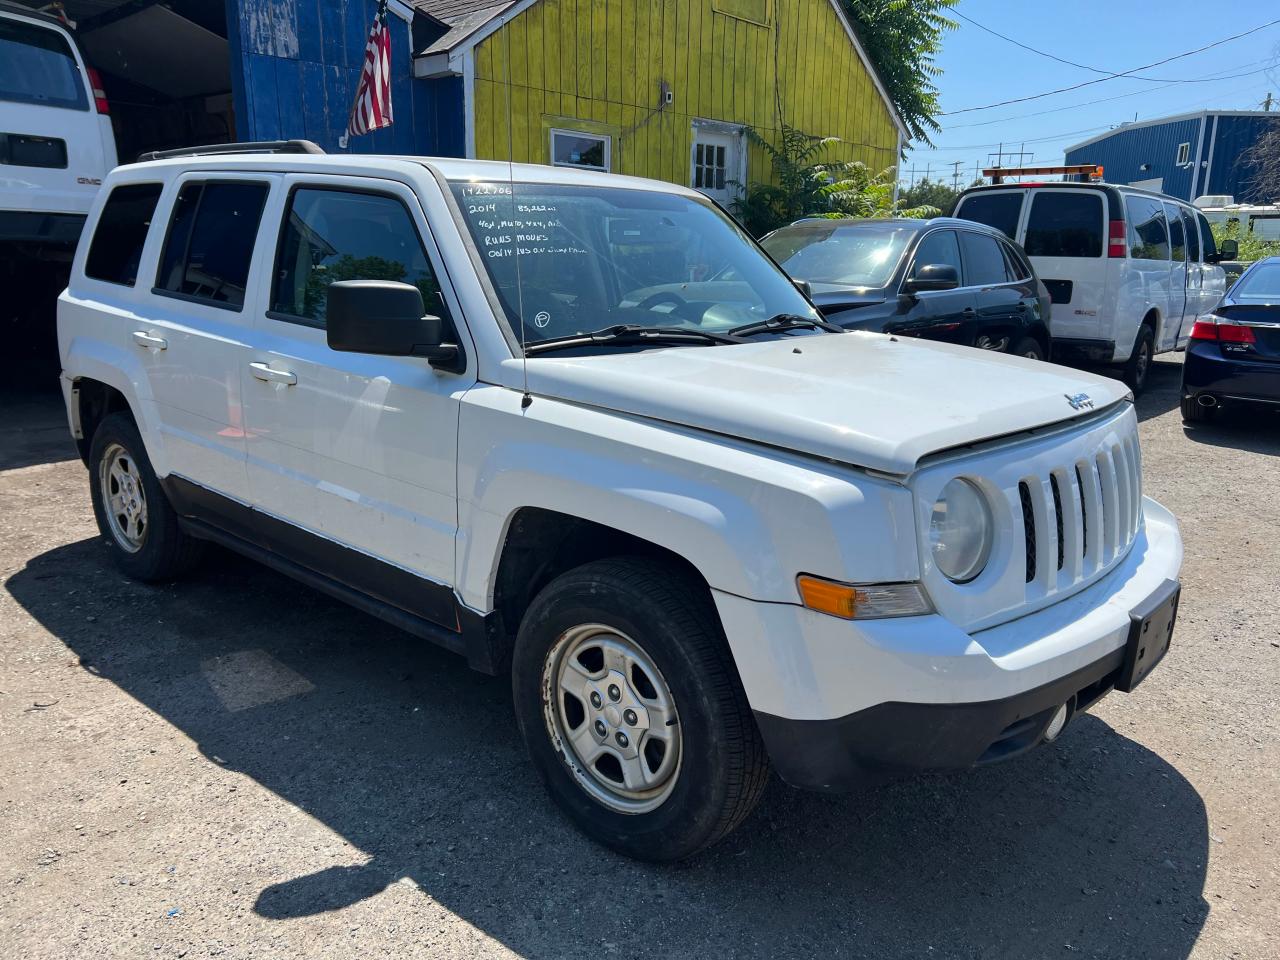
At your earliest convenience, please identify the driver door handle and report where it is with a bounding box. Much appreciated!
[249,362,297,386]
[131,331,167,350]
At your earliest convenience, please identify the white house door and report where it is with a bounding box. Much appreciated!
[691,125,743,206]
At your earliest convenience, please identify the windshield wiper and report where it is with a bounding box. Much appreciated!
[727,314,845,338]
[524,324,740,356]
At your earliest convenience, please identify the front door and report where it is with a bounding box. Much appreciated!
[891,228,977,343]
[240,174,471,628]
[691,123,744,207]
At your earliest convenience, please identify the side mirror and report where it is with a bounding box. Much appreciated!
[325,280,461,370]
[793,277,813,298]
[902,263,960,295]
[1217,238,1239,261]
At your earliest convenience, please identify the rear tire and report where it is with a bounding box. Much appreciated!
[1010,336,1045,361]
[87,412,204,581]
[1181,395,1217,423]
[511,557,769,861]
[1122,324,1155,393]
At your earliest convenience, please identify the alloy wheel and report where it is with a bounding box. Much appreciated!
[542,623,682,814]
[99,442,148,553]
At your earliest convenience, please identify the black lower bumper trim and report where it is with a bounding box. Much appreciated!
[1051,338,1116,363]
[754,648,1125,793]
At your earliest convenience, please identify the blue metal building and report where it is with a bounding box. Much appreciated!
[1064,111,1278,204]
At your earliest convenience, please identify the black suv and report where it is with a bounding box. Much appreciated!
[762,217,1053,359]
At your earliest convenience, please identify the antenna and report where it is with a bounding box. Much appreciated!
[503,17,532,409]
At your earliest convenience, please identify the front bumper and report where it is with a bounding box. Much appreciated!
[1182,341,1280,406]
[714,496,1182,792]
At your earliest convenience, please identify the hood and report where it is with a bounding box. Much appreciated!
[808,282,887,313]
[502,333,1131,476]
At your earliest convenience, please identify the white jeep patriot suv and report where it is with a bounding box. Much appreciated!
[57,143,1183,860]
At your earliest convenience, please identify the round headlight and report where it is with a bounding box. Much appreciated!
[929,478,993,583]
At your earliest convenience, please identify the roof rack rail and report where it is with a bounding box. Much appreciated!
[137,140,326,163]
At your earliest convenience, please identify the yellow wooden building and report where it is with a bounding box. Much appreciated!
[412,0,906,203]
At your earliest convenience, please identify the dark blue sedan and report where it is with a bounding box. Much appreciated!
[1182,256,1280,423]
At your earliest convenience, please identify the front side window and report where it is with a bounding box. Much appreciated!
[85,183,163,286]
[761,222,913,287]
[272,188,450,327]
[1197,212,1219,260]
[909,229,963,281]
[449,180,819,351]
[1251,216,1280,242]
[1182,209,1200,262]
[551,130,610,172]
[1166,204,1186,261]
[1125,195,1170,261]
[0,19,86,110]
[959,231,1012,286]
[156,181,269,309]
[954,191,1024,240]
[1023,191,1103,258]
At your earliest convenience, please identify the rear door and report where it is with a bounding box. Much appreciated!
[140,173,274,509]
[0,11,114,219]
[1018,188,1107,343]
[957,229,1024,347]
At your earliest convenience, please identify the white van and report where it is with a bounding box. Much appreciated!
[0,1,116,258]
[954,183,1228,391]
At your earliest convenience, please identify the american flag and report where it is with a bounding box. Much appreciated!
[345,0,394,140]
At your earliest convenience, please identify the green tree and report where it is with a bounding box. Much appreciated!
[843,0,958,148]
[898,177,961,216]
[732,125,938,237]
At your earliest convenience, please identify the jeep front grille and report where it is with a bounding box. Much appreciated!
[1018,434,1142,590]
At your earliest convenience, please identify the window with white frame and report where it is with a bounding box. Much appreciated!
[693,141,727,192]
[1176,142,1191,165]
[550,129,610,172]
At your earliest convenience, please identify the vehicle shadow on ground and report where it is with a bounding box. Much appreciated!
[1182,411,1280,457]
[0,383,79,471]
[6,541,1210,959]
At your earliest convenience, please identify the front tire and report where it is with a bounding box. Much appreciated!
[87,412,204,581]
[512,557,769,861]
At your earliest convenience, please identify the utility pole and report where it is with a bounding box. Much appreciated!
[950,160,964,191]
[1262,92,1274,112]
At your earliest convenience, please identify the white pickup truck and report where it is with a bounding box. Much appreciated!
[57,145,1183,860]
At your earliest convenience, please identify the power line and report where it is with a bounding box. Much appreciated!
[946,60,1280,130]
[941,17,1280,115]
[953,11,1266,85]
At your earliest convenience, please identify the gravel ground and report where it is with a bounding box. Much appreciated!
[1,357,1277,960]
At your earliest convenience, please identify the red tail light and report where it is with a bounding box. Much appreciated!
[1190,319,1256,343]
[1218,323,1256,344]
[1108,220,1127,258]
[87,67,109,114]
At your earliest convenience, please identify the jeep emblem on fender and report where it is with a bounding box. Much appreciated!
[1065,393,1094,411]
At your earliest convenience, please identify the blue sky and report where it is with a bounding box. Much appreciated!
[902,0,1280,187]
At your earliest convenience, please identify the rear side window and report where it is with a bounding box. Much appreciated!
[271,188,452,328]
[1000,240,1032,280]
[1182,209,1200,262]
[1125,196,1170,261]
[0,19,87,111]
[85,183,163,286]
[955,192,1024,239]
[1197,212,1218,260]
[156,181,269,309]
[1023,192,1103,258]
[958,231,1013,286]
[909,229,963,280]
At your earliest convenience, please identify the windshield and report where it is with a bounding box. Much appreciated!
[1233,262,1280,301]
[449,180,819,350]
[0,19,87,111]
[760,223,912,287]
